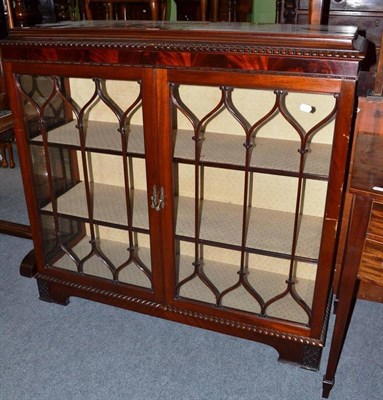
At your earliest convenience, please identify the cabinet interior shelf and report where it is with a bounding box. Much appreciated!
[177,253,314,325]
[51,235,152,289]
[174,129,332,180]
[41,182,150,233]
[29,120,145,157]
[49,233,314,325]
[30,120,332,180]
[41,181,322,262]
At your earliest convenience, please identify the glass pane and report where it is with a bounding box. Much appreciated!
[19,75,152,290]
[176,243,315,324]
[42,216,152,288]
[172,83,337,325]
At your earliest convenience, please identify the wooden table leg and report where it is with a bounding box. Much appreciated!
[322,195,372,398]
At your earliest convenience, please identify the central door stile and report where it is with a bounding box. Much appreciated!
[141,68,170,304]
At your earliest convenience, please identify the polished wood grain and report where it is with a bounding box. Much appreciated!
[1,23,365,81]
[334,84,383,305]
[0,220,31,239]
[1,21,366,378]
[4,20,363,43]
[350,132,383,192]
[359,239,383,286]
[358,202,383,286]
[368,202,383,237]
[323,195,373,398]
[308,0,325,24]
[350,99,383,194]
[324,45,383,394]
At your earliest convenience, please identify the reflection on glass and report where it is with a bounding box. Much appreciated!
[172,84,337,325]
[19,75,151,290]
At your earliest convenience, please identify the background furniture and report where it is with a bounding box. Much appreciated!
[0,0,32,238]
[175,0,253,21]
[0,1,14,168]
[279,0,383,69]
[0,114,14,168]
[278,0,327,23]
[322,39,383,397]
[84,0,168,21]
[4,0,43,27]
[1,22,366,377]
[277,1,383,303]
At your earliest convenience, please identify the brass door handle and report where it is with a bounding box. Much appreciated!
[150,185,165,211]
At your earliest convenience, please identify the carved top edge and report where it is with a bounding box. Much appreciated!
[4,21,365,55]
[0,39,365,62]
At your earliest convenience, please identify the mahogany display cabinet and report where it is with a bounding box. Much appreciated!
[0,21,367,371]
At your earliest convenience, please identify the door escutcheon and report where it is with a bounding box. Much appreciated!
[150,185,165,211]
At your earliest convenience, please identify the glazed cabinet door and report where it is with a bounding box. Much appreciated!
[12,66,164,302]
[162,70,352,337]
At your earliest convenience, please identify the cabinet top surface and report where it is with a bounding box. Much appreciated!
[4,21,362,50]
[1,22,367,78]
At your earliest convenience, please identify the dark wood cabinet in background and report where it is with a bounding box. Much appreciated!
[174,0,253,21]
[323,72,383,396]
[282,0,382,68]
[1,21,366,379]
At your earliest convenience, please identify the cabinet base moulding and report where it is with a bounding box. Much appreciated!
[34,272,326,371]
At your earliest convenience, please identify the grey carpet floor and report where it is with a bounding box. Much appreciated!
[0,150,29,225]
[1,151,382,400]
